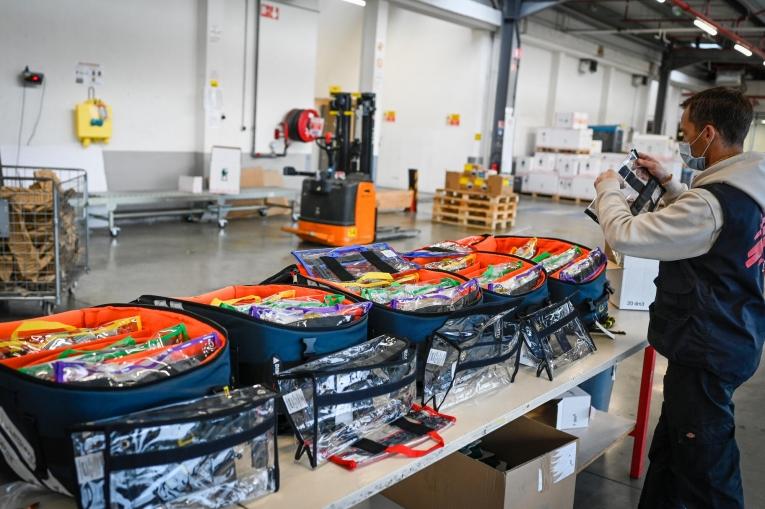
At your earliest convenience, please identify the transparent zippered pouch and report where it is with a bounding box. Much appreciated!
[70,385,278,509]
[276,335,416,467]
[423,308,520,411]
[520,299,597,380]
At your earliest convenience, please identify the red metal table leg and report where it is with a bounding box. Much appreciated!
[629,346,657,479]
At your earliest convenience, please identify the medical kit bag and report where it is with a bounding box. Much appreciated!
[0,304,232,496]
[70,384,278,509]
[137,284,370,386]
[585,148,666,223]
[273,245,484,345]
[422,307,521,410]
[328,404,455,470]
[403,249,549,311]
[275,334,417,468]
[466,235,611,326]
[520,299,597,380]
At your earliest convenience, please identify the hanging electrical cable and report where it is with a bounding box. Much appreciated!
[15,85,27,167]
[26,78,47,146]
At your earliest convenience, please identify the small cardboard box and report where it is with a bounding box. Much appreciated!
[605,244,659,311]
[445,170,461,190]
[178,176,203,194]
[241,167,284,188]
[527,387,592,430]
[554,111,589,130]
[384,416,578,509]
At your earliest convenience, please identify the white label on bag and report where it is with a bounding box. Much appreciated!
[426,349,447,367]
[75,452,104,484]
[382,249,397,258]
[335,403,353,425]
[283,389,309,414]
[0,407,36,469]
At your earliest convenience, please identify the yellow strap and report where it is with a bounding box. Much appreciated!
[211,295,263,307]
[262,290,296,303]
[338,272,419,289]
[11,321,77,341]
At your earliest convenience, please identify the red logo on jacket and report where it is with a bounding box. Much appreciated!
[746,215,765,270]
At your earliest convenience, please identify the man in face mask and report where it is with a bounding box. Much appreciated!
[594,86,765,508]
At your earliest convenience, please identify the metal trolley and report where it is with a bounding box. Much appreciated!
[0,166,89,314]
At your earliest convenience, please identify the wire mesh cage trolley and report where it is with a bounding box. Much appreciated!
[0,166,89,314]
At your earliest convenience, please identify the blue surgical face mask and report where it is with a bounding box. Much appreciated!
[679,129,714,171]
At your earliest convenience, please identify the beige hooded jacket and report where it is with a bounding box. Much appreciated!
[594,151,765,261]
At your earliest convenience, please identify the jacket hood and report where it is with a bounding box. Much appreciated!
[691,151,765,211]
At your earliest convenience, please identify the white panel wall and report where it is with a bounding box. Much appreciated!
[513,45,553,158]
[377,6,492,193]
[605,69,640,127]
[0,0,201,152]
[314,0,364,97]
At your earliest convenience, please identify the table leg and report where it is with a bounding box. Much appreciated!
[629,346,656,479]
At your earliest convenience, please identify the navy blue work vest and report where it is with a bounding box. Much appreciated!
[648,183,765,385]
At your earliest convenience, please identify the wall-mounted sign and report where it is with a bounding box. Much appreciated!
[384,111,396,123]
[75,62,103,86]
[447,114,460,127]
[261,3,279,19]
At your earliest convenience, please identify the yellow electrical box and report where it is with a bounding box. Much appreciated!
[75,98,112,147]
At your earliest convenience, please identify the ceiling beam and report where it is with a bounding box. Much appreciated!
[721,0,765,27]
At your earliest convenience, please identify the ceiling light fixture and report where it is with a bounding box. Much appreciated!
[693,18,718,36]
[734,43,753,57]
[339,0,366,5]
[656,0,666,3]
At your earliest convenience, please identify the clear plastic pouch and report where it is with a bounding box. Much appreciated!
[249,301,372,326]
[328,404,456,470]
[488,265,543,295]
[559,247,607,284]
[55,332,222,387]
[70,385,278,509]
[520,299,596,380]
[292,243,418,281]
[585,149,666,223]
[276,335,416,467]
[402,241,474,259]
[423,308,520,410]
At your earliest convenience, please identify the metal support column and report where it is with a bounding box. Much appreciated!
[489,0,521,170]
[652,46,672,135]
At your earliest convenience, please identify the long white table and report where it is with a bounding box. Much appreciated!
[89,187,296,237]
[246,307,650,509]
[19,307,650,509]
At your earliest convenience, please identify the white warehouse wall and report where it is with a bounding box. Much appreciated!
[0,0,202,153]
[376,6,493,193]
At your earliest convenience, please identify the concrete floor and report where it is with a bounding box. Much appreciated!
[2,196,764,508]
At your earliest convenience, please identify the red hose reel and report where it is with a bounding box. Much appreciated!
[282,108,323,143]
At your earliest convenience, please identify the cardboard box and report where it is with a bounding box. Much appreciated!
[570,176,597,201]
[178,175,203,194]
[554,111,589,130]
[527,387,592,430]
[536,128,593,152]
[555,154,587,177]
[240,167,284,188]
[605,244,659,311]
[209,146,241,195]
[447,171,511,196]
[516,156,537,174]
[590,139,603,154]
[522,172,560,195]
[445,171,461,190]
[533,152,557,172]
[579,157,602,177]
[384,416,578,509]
[558,177,575,198]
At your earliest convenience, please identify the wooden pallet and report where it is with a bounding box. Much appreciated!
[534,146,591,155]
[432,188,518,231]
[519,191,588,205]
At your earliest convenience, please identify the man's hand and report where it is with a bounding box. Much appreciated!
[594,169,620,189]
[636,152,670,182]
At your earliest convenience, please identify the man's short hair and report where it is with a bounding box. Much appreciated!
[681,87,753,146]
